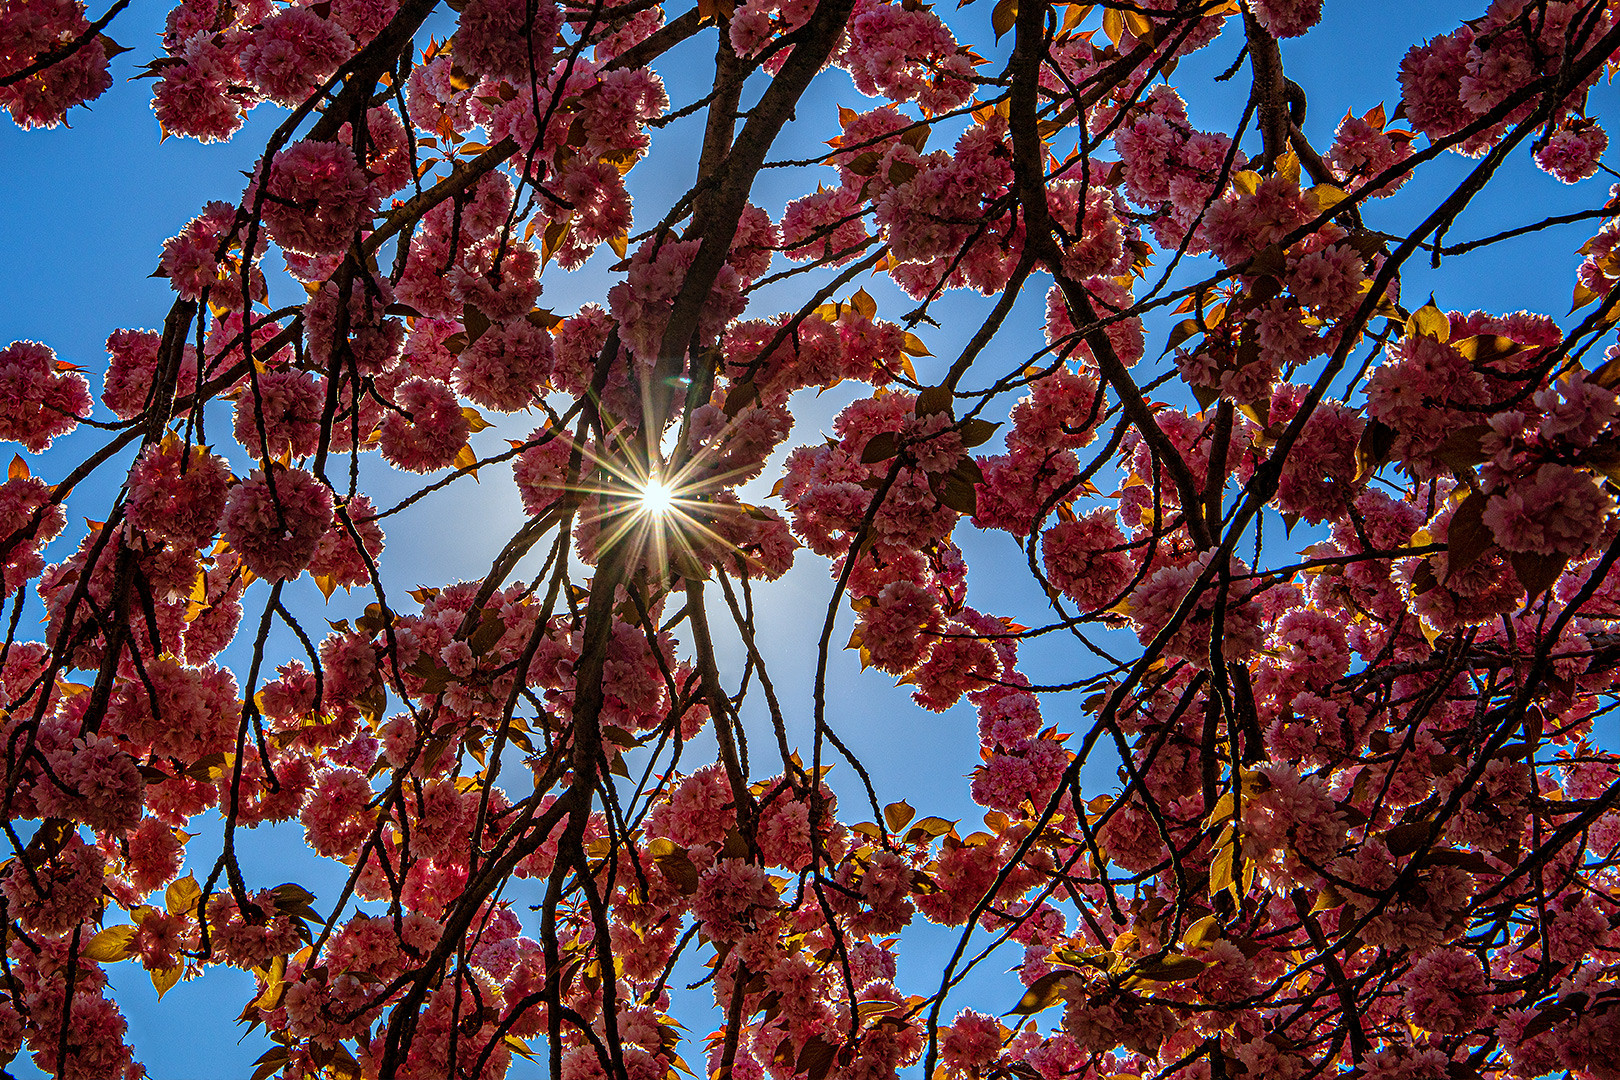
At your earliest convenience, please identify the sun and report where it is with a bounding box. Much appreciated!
[638,477,676,517]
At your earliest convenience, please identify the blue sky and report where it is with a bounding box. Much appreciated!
[2,0,1616,1076]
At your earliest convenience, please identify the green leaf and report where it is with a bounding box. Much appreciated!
[462,302,492,347]
[1356,419,1397,481]
[1162,318,1204,357]
[798,1037,840,1080]
[654,846,701,895]
[1382,820,1435,857]
[844,151,881,177]
[1433,425,1492,470]
[936,470,978,515]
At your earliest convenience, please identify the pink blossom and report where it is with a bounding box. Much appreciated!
[692,858,779,942]
[0,0,111,128]
[1041,510,1135,612]
[126,816,185,894]
[307,494,385,590]
[0,473,65,595]
[1403,947,1488,1034]
[379,377,470,473]
[247,140,376,257]
[125,439,231,549]
[854,579,944,674]
[103,328,200,418]
[453,318,555,412]
[301,765,376,858]
[1537,120,1609,182]
[151,32,247,143]
[221,466,335,582]
[456,0,561,80]
[2,834,104,935]
[1250,0,1322,38]
[1482,464,1613,557]
[239,8,352,107]
[941,1010,1002,1074]
[0,339,90,452]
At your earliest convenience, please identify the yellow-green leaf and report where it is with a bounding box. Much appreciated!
[82,924,138,963]
[254,954,288,1010]
[1006,970,1072,1015]
[166,874,201,917]
[1129,953,1206,982]
[151,964,183,999]
[1209,838,1235,899]
[1308,183,1350,212]
[1406,302,1450,342]
[1183,914,1221,952]
[850,288,877,320]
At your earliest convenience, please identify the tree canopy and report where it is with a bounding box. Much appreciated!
[4,0,1620,1079]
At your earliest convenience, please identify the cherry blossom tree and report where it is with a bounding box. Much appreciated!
[5,0,1620,1078]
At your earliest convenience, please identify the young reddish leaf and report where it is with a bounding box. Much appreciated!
[915,385,953,417]
[1444,492,1493,581]
[991,0,1018,40]
[860,432,899,464]
[1511,550,1570,598]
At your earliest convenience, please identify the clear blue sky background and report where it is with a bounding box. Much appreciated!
[1,1,1614,1076]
